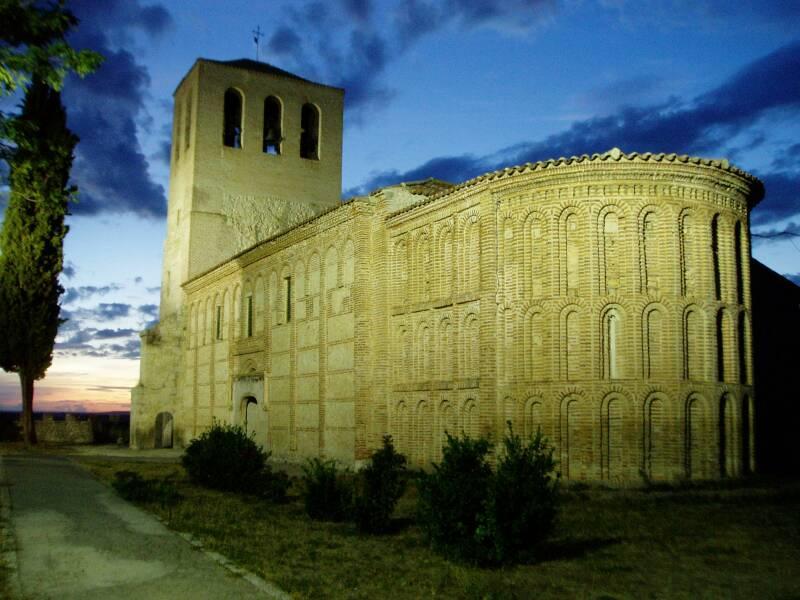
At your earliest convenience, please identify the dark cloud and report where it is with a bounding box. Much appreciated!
[62,263,77,279]
[751,172,800,226]
[340,0,371,22]
[394,0,557,46]
[109,339,141,359]
[146,286,161,294]
[771,143,800,170]
[94,328,136,339]
[134,276,143,284]
[95,302,131,321]
[268,0,556,118]
[60,302,131,323]
[62,284,122,305]
[347,39,800,228]
[267,26,303,56]
[138,304,158,317]
[784,273,800,286]
[60,1,171,218]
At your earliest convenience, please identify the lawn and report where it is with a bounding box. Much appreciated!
[73,455,800,599]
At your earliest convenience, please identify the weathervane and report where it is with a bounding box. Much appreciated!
[253,26,264,61]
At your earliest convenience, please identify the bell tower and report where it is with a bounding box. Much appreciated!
[160,58,345,317]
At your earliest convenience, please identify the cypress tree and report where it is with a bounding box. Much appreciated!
[0,78,76,445]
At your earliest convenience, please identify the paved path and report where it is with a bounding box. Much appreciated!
[2,453,276,599]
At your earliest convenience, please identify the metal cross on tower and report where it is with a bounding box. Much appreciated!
[253,26,264,61]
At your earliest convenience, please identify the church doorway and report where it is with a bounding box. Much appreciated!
[243,396,258,436]
[232,374,267,449]
[154,412,173,448]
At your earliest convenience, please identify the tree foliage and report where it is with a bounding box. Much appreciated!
[0,0,101,445]
[0,78,76,444]
[0,0,102,95]
[354,435,407,533]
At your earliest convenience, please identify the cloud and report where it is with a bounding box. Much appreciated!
[784,272,800,286]
[138,304,158,317]
[62,262,77,279]
[62,284,122,305]
[63,302,132,323]
[751,172,800,226]
[267,0,558,118]
[771,143,800,170]
[60,0,171,218]
[346,39,800,231]
[94,328,137,339]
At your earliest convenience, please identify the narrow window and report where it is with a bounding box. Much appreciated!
[711,215,721,300]
[223,88,243,148]
[263,96,282,155]
[738,312,748,384]
[734,221,744,304]
[300,103,319,160]
[173,102,182,162]
[215,305,222,340]
[246,295,253,337]
[284,276,292,322]
[184,89,192,151]
[716,310,724,381]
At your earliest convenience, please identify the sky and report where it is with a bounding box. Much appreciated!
[0,0,798,413]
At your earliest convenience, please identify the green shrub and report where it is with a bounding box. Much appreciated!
[181,420,287,500]
[354,435,407,534]
[416,433,493,562]
[417,426,560,565]
[476,424,559,564]
[301,458,352,521]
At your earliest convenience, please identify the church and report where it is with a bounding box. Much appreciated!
[131,58,763,483]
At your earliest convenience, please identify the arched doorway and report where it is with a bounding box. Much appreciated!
[243,396,258,436]
[154,412,173,449]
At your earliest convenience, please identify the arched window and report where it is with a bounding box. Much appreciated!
[711,215,721,300]
[263,96,282,154]
[738,312,749,384]
[603,212,620,295]
[565,213,579,295]
[716,310,725,381]
[223,88,243,148]
[642,211,659,293]
[734,221,744,304]
[719,394,737,477]
[602,308,620,379]
[686,395,709,479]
[680,211,694,296]
[300,103,320,159]
[601,396,623,481]
[645,307,664,379]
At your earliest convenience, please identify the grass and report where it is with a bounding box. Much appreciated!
[74,455,800,599]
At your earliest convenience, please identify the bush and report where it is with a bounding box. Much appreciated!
[301,458,352,521]
[181,420,287,500]
[417,426,559,565]
[416,433,493,562]
[476,424,559,564]
[354,435,407,534]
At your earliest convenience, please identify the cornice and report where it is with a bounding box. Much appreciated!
[386,148,764,221]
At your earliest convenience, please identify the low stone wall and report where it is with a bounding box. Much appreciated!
[33,414,93,444]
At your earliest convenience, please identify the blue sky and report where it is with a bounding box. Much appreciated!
[1,0,798,412]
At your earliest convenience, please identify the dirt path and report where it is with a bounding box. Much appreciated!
[1,452,283,599]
